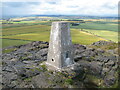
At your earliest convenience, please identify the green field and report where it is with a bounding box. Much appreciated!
[1,20,118,48]
[71,21,118,32]
[83,29,118,42]
[2,38,30,48]
[71,21,118,42]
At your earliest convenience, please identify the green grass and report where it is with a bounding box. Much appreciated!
[71,21,118,43]
[40,65,47,71]
[71,29,106,44]
[1,20,118,48]
[2,38,30,48]
[83,29,118,42]
[4,32,50,41]
[2,27,105,47]
[2,48,16,53]
[71,21,118,32]
[2,21,52,29]
[12,21,36,24]
[65,79,73,85]
[2,25,51,36]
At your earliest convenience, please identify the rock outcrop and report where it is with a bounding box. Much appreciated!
[1,41,119,88]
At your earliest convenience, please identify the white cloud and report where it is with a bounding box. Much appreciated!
[2,0,119,16]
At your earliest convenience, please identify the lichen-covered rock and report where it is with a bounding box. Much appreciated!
[92,41,113,46]
[104,71,117,86]
[1,41,118,88]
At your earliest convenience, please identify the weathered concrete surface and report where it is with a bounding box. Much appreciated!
[47,22,74,70]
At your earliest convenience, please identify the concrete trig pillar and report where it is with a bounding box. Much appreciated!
[46,21,74,70]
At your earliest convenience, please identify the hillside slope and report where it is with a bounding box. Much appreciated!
[1,41,119,88]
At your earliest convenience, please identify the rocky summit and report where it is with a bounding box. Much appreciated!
[1,41,119,88]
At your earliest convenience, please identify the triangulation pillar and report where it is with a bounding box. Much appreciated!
[46,22,74,70]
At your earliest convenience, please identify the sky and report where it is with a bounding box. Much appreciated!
[1,0,119,16]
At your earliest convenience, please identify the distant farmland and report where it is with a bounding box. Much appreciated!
[2,19,118,48]
[71,20,118,42]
